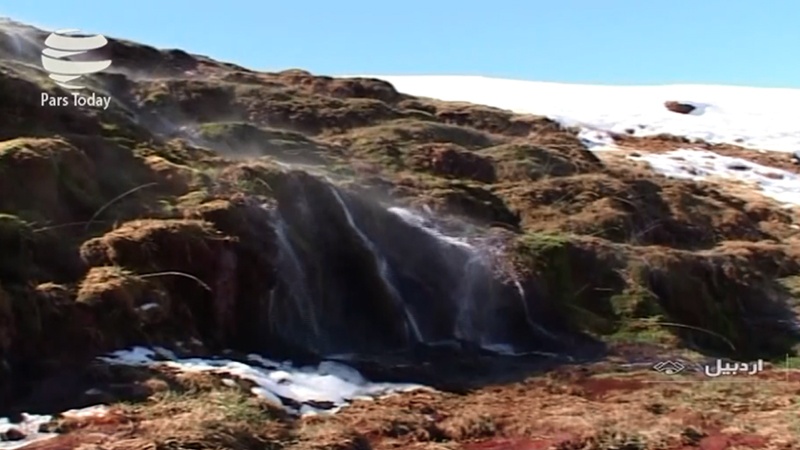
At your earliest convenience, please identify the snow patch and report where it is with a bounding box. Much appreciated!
[366,75,800,153]
[0,414,55,450]
[60,405,111,419]
[99,347,427,416]
[0,405,115,449]
[577,127,620,151]
[633,148,800,206]
[679,101,710,116]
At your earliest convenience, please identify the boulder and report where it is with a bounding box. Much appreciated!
[1,427,25,441]
[664,101,696,115]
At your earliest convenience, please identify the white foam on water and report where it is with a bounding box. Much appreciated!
[99,347,428,417]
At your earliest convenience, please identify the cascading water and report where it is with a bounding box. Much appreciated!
[0,25,41,61]
[386,206,561,355]
[387,207,504,346]
[262,170,572,361]
[452,252,485,343]
[327,186,426,345]
[269,209,323,350]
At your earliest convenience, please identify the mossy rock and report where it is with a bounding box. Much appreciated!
[608,263,663,320]
[408,143,496,183]
[608,320,677,346]
[511,233,626,335]
[79,219,229,272]
[0,138,102,222]
[478,143,595,181]
[417,182,520,228]
[196,122,334,164]
[624,249,800,358]
[2,282,75,360]
[76,266,173,346]
[213,162,285,198]
[342,118,498,153]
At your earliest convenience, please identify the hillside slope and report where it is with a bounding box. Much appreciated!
[373,75,800,153]
[0,19,799,450]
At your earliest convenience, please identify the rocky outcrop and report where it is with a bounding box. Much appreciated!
[664,100,696,114]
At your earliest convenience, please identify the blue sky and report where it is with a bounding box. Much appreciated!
[2,0,798,87]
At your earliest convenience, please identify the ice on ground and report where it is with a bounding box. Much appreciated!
[632,148,800,206]
[0,405,114,449]
[0,414,54,450]
[577,127,621,151]
[60,405,111,419]
[99,347,427,416]
[365,75,800,153]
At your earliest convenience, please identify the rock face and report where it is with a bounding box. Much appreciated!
[664,100,696,114]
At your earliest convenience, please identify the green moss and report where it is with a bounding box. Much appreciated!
[0,138,104,220]
[344,119,497,154]
[609,264,662,320]
[515,232,571,253]
[177,190,213,209]
[417,181,519,227]
[778,275,800,299]
[625,255,796,358]
[784,356,800,369]
[196,122,330,164]
[512,233,572,290]
[607,318,676,345]
[512,232,616,333]
[140,87,172,106]
[134,140,220,169]
[117,385,280,426]
[478,143,577,180]
[0,213,31,234]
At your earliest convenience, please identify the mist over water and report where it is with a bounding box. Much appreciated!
[0,21,43,62]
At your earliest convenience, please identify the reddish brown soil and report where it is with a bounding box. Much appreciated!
[12,359,797,450]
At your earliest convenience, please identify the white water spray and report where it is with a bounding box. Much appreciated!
[387,206,561,352]
[327,187,426,344]
[452,252,486,343]
[388,206,508,347]
[271,211,323,343]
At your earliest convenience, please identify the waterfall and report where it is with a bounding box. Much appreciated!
[513,279,559,343]
[0,26,40,61]
[452,252,484,343]
[262,173,568,359]
[326,186,426,345]
[387,206,560,354]
[270,210,323,350]
[387,207,510,348]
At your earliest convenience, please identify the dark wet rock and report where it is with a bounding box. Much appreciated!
[664,101,696,114]
[1,427,26,441]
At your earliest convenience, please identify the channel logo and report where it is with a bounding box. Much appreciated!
[41,29,112,90]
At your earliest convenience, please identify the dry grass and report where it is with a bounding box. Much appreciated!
[32,361,797,450]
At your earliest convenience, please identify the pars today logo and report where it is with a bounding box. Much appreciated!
[40,29,113,110]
